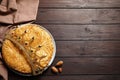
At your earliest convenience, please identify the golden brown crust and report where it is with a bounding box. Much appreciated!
[2,24,54,73]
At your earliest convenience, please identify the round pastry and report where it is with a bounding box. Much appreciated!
[2,24,56,76]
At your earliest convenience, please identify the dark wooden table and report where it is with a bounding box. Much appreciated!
[9,0,120,80]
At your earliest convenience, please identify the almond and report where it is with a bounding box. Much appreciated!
[58,67,62,73]
[56,61,63,67]
[51,66,59,73]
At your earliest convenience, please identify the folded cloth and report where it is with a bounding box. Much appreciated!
[0,54,7,80]
[0,0,40,80]
[0,25,12,44]
[0,0,39,24]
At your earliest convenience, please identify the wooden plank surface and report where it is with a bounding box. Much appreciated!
[39,25,120,40]
[44,58,120,75]
[36,9,120,24]
[32,75,120,80]
[8,74,120,80]
[8,0,120,80]
[39,0,120,8]
[55,41,120,57]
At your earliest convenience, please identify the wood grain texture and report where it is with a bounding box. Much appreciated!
[55,41,120,57]
[8,74,120,80]
[39,0,120,8]
[36,9,120,24]
[39,24,120,40]
[43,58,120,75]
[32,75,120,80]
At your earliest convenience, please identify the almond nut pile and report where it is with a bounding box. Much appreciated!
[51,60,63,74]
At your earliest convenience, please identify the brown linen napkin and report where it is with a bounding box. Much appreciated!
[0,0,40,80]
[0,0,39,24]
[0,54,7,80]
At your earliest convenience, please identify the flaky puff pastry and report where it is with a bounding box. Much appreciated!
[2,24,54,73]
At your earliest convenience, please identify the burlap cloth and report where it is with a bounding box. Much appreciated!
[0,0,39,80]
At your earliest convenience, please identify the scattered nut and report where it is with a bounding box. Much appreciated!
[51,66,59,73]
[58,67,62,73]
[51,60,64,74]
[56,61,63,67]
